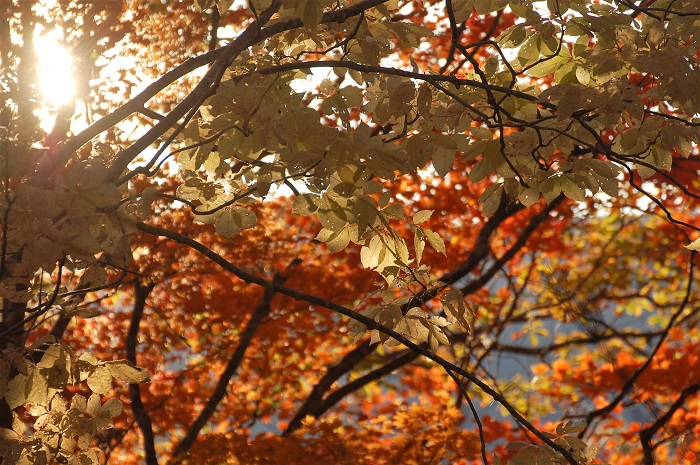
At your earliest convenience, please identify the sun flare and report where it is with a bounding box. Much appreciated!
[34,28,76,108]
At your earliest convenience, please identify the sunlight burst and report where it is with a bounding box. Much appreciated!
[34,28,76,107]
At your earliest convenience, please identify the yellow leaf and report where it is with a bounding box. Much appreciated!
[686,237,700,251]
[87,366,112,395]
[5,374,28,409]
[105,361,150,384]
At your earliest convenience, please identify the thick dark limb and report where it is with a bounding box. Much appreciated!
[137,221,581,465]
[209,7,220,52]
[640,383,700,465]
[581,254,696,436]
[168,269,291,464]
[126,281,159,465]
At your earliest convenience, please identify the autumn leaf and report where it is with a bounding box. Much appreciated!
[2,1,700,464]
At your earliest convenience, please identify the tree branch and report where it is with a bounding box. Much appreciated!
[459,195,564,295]
[126,280,158,465]
[168,269,291,464]
[640,383,700,465]
[283,198,564,435]
[39,0,393,183]
[281,196,563,436]
[209,7,220,53]
[581,253,696,436]
[137,221,581,465]
[284,348,420,435]
[282,197,520,435]
[38,48,224,179]
[233,60,550,109]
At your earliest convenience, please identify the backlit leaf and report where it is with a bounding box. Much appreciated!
[423,229,446,255]
[105,361,150,384]
[86,367,111,395]
[412,210,433,225]
[686,238,700,251]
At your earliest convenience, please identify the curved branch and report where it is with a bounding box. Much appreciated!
[284,348,420,435]
[459,195,564,295]
[108,1,284,183]
[581,253,696,436]
[640,383,700,465]
[209,7,220,53]
[448,369,489,465]
[169,269,290,464]
[137,221,581,465]
[282,197,522,435]
[39,48,226,178]
[233,59,551,110]
[285,203,569,433]
[126,281,158,465]
[39,0,392,182]
[282,196,566,437]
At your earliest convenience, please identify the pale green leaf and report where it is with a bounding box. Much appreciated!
[293,194,319,215]
[87,393,101,416]
[451,0,474,23]
[5,374,28,409]
[326,228,352,253]
[315,228,334,243]
[370,329,384,345]
[361,235,385,270]
[98,397,123,419]
[76,353,100,380]
[51,395,67,414]
[79,267,109,289]
[105,361,150,384]
[560,177,586,201]
[78,432,93,451]
[414,236,425,264]
[71,393,87,412]
[518,186,540,207]
[393,236,411,266]
[433,148,455,177]
[442,287,471,330]
[389,81,416,117]
[37,345,62,369]
[381,289,394,304]
[376,305,402,330]
[86,366,112,395]
[302,1,324,29]
[195,0,213,10]
[354,199,377,236]
[26,370,48,405]
[636,163,656,179]
[423,229,446,255]
[527,52,570,78]
[557,420,587,435]
[348,307,381,340]
[412,210,433,225]
[686,237,700,251]
[651,146,672,171]
[216,0,236,14]
[470,126,493,139]
[383,204,405,219]
[215,207,257,237]
[479,184,504,215]
[470,159,490,183]
[362,180,383,195]
[417,82,432,116]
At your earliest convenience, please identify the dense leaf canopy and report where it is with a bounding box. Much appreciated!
[1,0,700,464]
